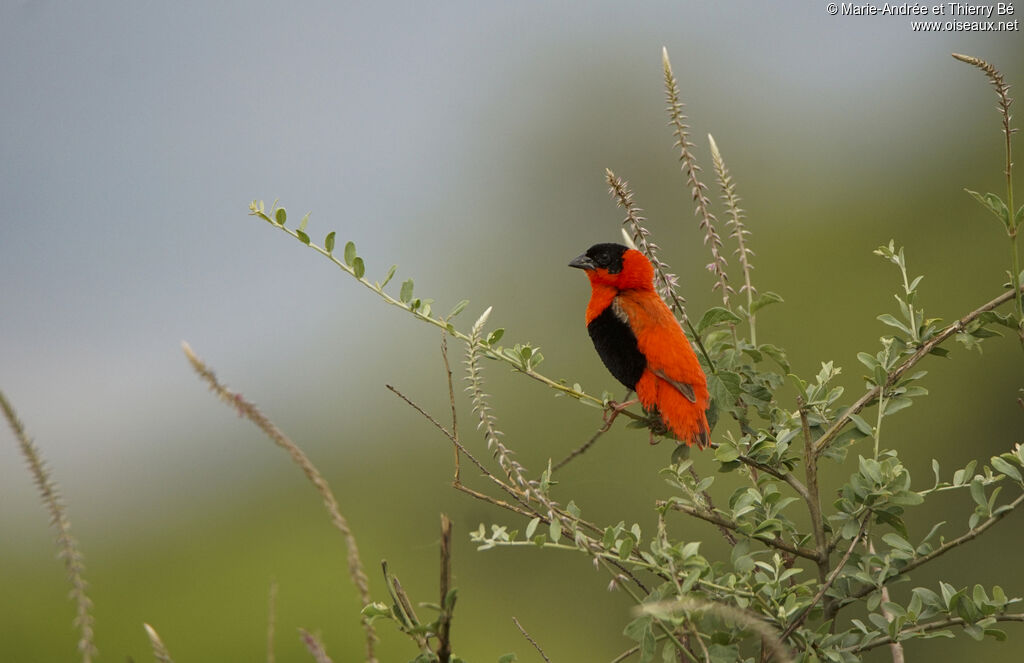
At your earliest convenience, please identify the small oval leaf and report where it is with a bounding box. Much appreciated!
[400,278,414,303]
[324,231,336,254]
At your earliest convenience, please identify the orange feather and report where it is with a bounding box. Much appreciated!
[572,245,710,447]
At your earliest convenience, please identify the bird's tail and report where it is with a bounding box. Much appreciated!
[637,371,710,448]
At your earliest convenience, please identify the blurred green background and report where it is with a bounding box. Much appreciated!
[1,2,1022,661]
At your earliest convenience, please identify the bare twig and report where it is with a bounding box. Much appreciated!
[552,419,615,471]
[441,334,461,481]
[1,390,96,663]
[182,342,377,661]
[513,617,552,663]
[814,283,1024,455]
[438,514,455,663]
[386,384,531,508]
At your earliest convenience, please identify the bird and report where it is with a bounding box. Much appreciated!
[569,242,710,447]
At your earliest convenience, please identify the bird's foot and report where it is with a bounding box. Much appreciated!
[602,398,639,428]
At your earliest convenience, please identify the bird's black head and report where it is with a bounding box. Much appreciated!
[568,243,629,274]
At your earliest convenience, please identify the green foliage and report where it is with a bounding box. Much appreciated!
[241,52,1024,663]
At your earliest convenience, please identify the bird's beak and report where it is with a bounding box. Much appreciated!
[568,254,596,270]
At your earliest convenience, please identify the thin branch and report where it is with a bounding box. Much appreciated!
[182,342,377,661]
[610,644,641,663]
[552,419,615,471]
[1,390,96,663]
[848,613,1024,654]
[814,283,1024,455]
[873,542,906,663]
[441,333,462,482]
[848,491,1024,602]
[660,500,820,561]
[438,514,455,663]
[735,453,811,504]
[386,384,531,509]
[686,466,738,546]
[513,617,552,663]
[252,202,615,410]
[779,515,869,642]
[797,397,829,590]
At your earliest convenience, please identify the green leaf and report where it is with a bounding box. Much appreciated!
[708,644,740,663]
[991,456,1023,483]
[883,397,914,416]
[324,231,336,254]
[524,517,540,539]
[969,478,987,508]
[714,444,739,463]
[549,520,562,544]
[360,602,392,618]
[274,207,287,225]
[707,370,742,416]
[618,536,634,561]
[857,352,880,371]
[882,533,914,553]
[487,328,505,345]
[940,581,958,609]
[759,343,790,371]
[298,212,310,232]
[447,299,469,320]
[750,291,784,314]
[965,189,1011,229]
[343,241,357,266]
[497,654,518,663]
[295,229,310,245]
[400,278,414,304]
[847,413,874,436]
[878,313,912,336]
[697,307,742,334]
[352,256,365,279]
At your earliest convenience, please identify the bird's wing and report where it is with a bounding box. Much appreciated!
[653,368,696,403]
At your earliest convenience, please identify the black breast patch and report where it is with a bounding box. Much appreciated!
[587,304,646,390]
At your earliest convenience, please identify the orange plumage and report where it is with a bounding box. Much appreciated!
[569,243,710,447]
